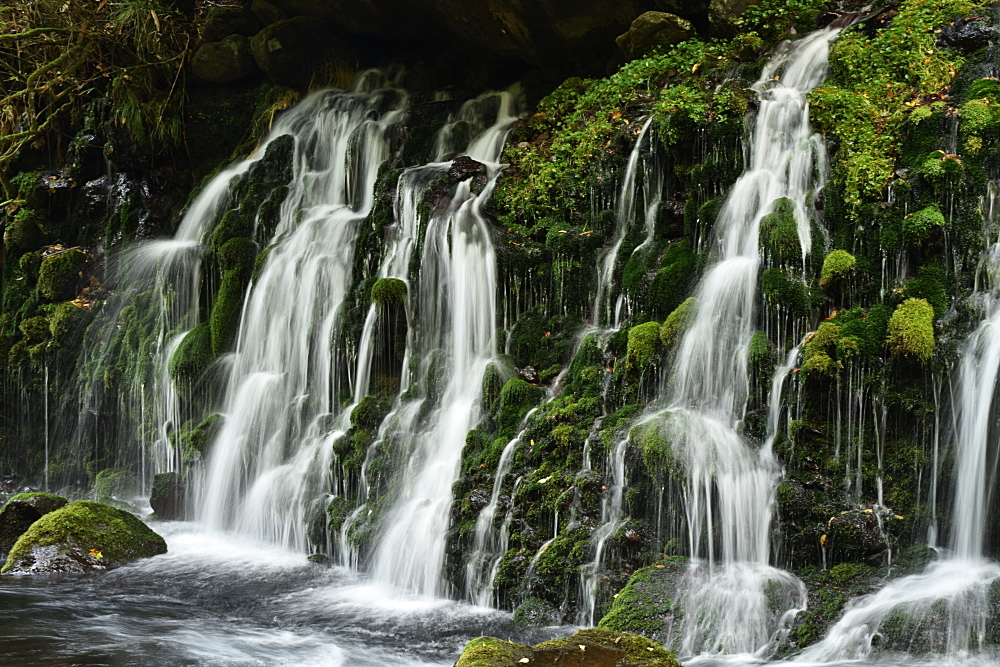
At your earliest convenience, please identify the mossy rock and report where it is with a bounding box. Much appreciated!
[886,298,935,361]
[759,197,800,262]
[659,297,696,348]
[370,277,407,306]
[513,597,562,628]
[49,302,91,342]
[2,501,167,573]
[0,493,67,556]
[38,249,88,301]
[819,250,856,286]
[168,323,215,387]
[625,321,661,372]
[150,472,187,521]
[598,556,688,648]
[497,377,545,439]
[455,628,681,667]
[902,205,945,244]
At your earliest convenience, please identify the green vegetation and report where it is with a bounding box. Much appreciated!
[819,250,856,285]
[886,298,936,361]
[370,278,407,306]
[3,501,166,573]
[625,321,661,372]
[660,297,696,348]
[38,250,87,301]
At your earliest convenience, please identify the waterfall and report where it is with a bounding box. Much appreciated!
[368,91,523,596]
[798,181,1000,661]
[198,74,409,547]
[639,29,840,656]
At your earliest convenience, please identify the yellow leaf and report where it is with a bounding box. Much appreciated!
[691,63,700,73]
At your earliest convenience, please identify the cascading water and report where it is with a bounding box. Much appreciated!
[643,29,840,656]
[797,181,1000,661]
[198,73,408,547]
[368,90,523,596]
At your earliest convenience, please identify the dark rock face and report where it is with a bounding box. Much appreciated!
[150,472,187,521]
[250,17,348,89]
[251,0,288,26]
[192,35,260,84]
[616,12,695,59]
[938,15,994,53]
[263,0,717,65]
[201,6,262,42]
[2,501,167,574]
[0,503,42,557]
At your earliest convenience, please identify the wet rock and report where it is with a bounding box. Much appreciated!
[826,506,903,563]
[469,487,490,512]
[82,176,110,214]
[250,17,349,89]
[150,472,187,521]
[2,501,167,574]
[938,15,994,53]
[709,0,762,32]
[598,556,687,648]
[0,493,67,557]
[192,35,260,85]
[616,12,695,60]
[448,155,486,182]
[513,597,562,627]
[251,0,288,26]
[455,628,681,667]
[201,6,261,42]
[516,366,540,384]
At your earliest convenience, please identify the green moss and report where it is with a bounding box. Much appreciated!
[370,277,407,306]
[18,315,50,342]
[803,322,844,375]
[49,302,90,342]
[819,250,856,286]
[630,421,680,477]
[904,265,948,318]
[350,395,389,430]
[761,268,809,317]
[3,501,167,573]
[599,556,687,641]
[759,197,800,262]
[185,414,222,458]
[18,252,41,282]
[455,637,533,667]
[4,209,42,254]
[626,321,661,372]
[168,322,215,386]
[648,242,698,318]
[659,297,696,348]
[748,331,771,364]
[211,238,257,356]
[887,298,935,361]
[903,205,945,243]
[534,628,681,666]
[497,378,545,439]
[38,249,87,301]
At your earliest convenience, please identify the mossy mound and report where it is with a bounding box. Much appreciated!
[168,322,215,387]
[598,556,688,647]
[370,277,407,306]
[0,492,68,556]
[38,249,88,301]
[455,628,681,667]
[2,500,167,574]
[886,298,935,361]
[819,250,856,286]
[659,297,696,348]
[625,321,661,372]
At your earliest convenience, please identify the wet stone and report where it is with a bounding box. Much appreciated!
[448,155,486,182]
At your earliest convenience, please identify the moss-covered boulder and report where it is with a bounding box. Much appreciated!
[150,472,187,520]
[0,492,67,556]
[615,12,695,60]
[886,298,935,361]
[2,501,166,574]
[598,556,688,648]
[456,628,682,667]
[370,277,407,306]
[38,249,88,301]
[191,35,260,85]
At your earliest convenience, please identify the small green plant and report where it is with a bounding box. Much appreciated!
[820,250,856,285]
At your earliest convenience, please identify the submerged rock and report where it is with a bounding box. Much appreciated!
[2,501,167,574]
[0,493,67,557]
[455,628,681,666]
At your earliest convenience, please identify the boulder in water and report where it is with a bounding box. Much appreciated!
[455,628,681,666]
[1,501,167,574]
[192,35,260,85]
[616,12,695,60]
[0,492,67,557]
[150,472,187,520]
[448,156,486,182]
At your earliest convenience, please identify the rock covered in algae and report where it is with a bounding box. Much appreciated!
[2,501,166,574]
[455,628,681,667]
[0,492,67,557]
[598,557,687,648]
